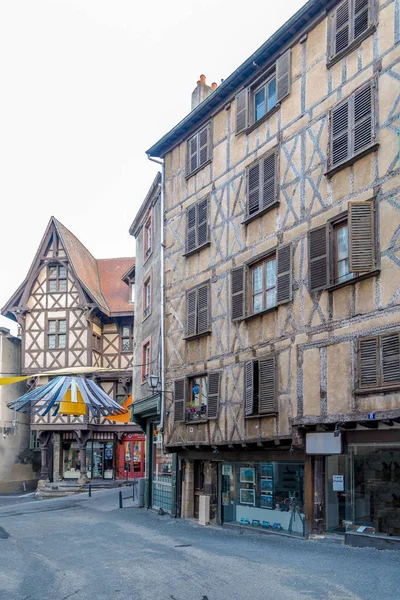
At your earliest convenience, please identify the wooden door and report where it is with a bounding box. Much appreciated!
[193,460,204,519]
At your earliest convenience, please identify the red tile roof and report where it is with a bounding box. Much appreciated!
[98,258,135,314]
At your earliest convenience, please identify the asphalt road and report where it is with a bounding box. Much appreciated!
[0,488,399,600]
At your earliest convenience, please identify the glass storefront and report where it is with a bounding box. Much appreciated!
[326,444,400,537]
[63,442,81,478]
[62,441,115,480]
[221,462,305,536]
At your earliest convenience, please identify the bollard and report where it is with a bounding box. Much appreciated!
[88,484,92,498]
[119,490,123,509]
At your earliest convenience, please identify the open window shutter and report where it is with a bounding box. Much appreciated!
[262,151,277,209]
[197,284,210,334]
[258,357,276,414]
[381,333,400,385]
[231,266,246,321]
[188,134,198,175]
[174,379,186,423]
[276,49,291,103]
[197,197,209,247]
[186,204,197,253]
[236,88,249,134]
[277,244,292,304]
[349,200,375,272]
[199,125,210,167]
[354,0,369,39]
[353,83,373,154]
[186,289,197,337]
[207,371,220,419]
[308,226,329,292]
[334,0,350,55]
[359,338,378,388]
[244,361,254,416]
[247,161,261,217]
[331,99,350,167]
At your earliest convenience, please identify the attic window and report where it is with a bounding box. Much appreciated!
[48,265,67,293]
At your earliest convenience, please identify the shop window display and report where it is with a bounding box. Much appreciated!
[222,462,305,536]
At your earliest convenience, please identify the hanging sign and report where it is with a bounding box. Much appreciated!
[333,475,344,491]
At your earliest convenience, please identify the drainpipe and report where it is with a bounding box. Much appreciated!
[146,154,165,431]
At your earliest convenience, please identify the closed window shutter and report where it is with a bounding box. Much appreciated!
[381,333,400,385]
[353,83,373,154]
[262,151,277,209]
[244,360,254,416]
[197,284,210,334]
[231,266,246,321]
[247,162,261,217]
[197,197,209,247]
[236,88,249,134]
[331,99,350,167]
[276,49,291,103]
[207,371,220,419]
[335,0,350,55]
[258,357,276,414]
[277,244,292,304]
[174,379,186,423]
[188,135,198,174]
[199,124,210,167]
[359,338,378,388]
[308,226,329,292]
[348,200,375,272]
[186,204,197,253]
[354,0,369,40]
[186,289,197,337]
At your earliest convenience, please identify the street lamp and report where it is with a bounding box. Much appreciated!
[148,374,160,393]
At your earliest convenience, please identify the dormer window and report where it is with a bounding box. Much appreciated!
[48,265,67,293]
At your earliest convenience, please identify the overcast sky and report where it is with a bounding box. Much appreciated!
[0,0,305,333]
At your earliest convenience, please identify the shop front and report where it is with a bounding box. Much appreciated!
[62,439,116,480]
[117,433,145,480]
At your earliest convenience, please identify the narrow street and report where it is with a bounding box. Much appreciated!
[0,488,398,600]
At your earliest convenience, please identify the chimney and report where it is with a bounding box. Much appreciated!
[191,75,217,110]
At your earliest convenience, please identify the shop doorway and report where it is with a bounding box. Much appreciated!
[193,460,205,519]
[86,441,114,480]
[117,435,145,480]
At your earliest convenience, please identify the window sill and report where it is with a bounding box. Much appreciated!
[245,104,280,135]
[183,331,211,342]
[327,269,380,292]
[144,250,153,265]
[142,311,152,323]
[244,306,278,322]
[185,159,212,180]
[245,412,277,419]
[47,348,67,351]
[325,143,379,178]
[355,384,400,396]
[242,201,280,226]
[326,25,377,69]
[182,241,211,258]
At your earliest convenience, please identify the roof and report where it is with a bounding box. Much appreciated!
[146,0,332,157]
[129,172,161,237]
[98,258,136,314]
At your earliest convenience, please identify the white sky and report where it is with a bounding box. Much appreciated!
[0,0,306,334]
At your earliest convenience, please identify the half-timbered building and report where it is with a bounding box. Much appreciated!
[2,217,144,486]
[147,0,400,543]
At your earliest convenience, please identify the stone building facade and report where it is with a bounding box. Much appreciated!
[147,0,400,539]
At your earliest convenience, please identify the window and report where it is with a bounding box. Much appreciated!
[186,122,212,177]
[48,265,67,293]
[92,332,101,352]
[30,431,40,450]
[245,147,279,221]
[236,49,291,134]
[121,324,133,353]
[328,0,377,64]
[328,79,377,173]
[47,319,67,349]
[231,245,292,321]
[185,196,210,255]
[173,371,221,422]
[244,356,277,416]
[185,282,211,338]
[308,200,376,292]
[144,214,152,261]
[143,275,151,319]
[141,338,151,382]
[358,333,400,391]
[130,282,135,303]
[114,381,131,405]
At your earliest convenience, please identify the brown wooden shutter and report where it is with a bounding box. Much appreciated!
[247,161,261,217]
[359,337,378,388]
[335,0,350,55]
[186,204,197,253]
[262,150,277,209]
[354,0,369,39]
[236,88,249,134]
[276,49,291,103]
[353,83,373,154]
[188,134,198,175]
[258,357,276,414]
[381,333,400,385]
[231,266,246,321]
[197,284,210,334]
[197,197,209,247]
[349,200,375,272]
[174,379,186,423]
[331,99,350,167]
[186,289,197,337]
[308,226,329,292]
[244,360,254,416]
[199,124,210,167]
[207,371,220,419]
[277,244,292,305]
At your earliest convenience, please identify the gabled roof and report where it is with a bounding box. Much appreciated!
[2,217,135,320]
[129,172,161,237]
